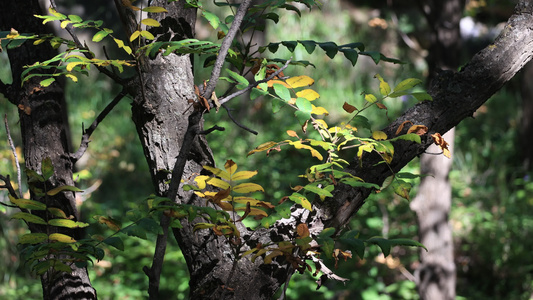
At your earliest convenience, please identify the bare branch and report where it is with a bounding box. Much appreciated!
[222,104,258,135]
[202,0,253,98]
[70,89,128,162]
[4,114,21,196]
[0,174,19,200]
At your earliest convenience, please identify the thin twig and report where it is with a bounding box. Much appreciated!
[0,174,19,200]
[49,0,125,85]
[222,104,258,135]
[70,89,128,162]
[202,0,253,98]
[200,125,225,135]
[4,115,22,197]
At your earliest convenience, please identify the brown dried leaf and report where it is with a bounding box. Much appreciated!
[407,125,428,136]
[395,120,413,135]
[296,223,310,238]
[431,133,451,158]
[342,102,357,113]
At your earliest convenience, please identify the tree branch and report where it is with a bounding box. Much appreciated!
[4,114,22,197]
[323,0,533,231]
[202,0,253,98]
[70,89,128,162]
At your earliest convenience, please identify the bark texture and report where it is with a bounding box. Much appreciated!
[0,0,96,299]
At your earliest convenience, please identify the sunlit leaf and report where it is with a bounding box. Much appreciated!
[247,141,277,156]
[140,30,155,40]
[92,30,109,42]
[296,97,312,113]
[364,93,377,103]
[374,74,391,96]
[231,170,258,181]
[296,89,319,101]
[392,78,422,92]
[142,6,168,13]
[129,30,141,42]
[40,78,55,87]
[48,218,88,228]
[286,75,314,88]
[202,166,230,180]
[49,233,76,244]
[224,159,237,175]
[392,180,412,200]
[311,105,329,116]
[288,192,312,211]
[233,183,264,193]
[372,131,387,140]
[273,83,291,102]
[141,18,161,27]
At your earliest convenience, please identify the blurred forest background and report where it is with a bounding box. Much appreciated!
[1,0,533,299]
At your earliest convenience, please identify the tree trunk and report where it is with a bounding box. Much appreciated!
[520,60,533,170]
[0,0,96,299]
[411,1,463,299]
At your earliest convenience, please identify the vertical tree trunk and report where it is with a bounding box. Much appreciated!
[411,1,463,299]
[520,61,533,170]
[0,0,96,299]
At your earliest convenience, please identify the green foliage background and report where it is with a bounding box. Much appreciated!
[1,1,533,299]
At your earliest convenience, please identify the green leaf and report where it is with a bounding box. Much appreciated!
[294,110,311,125]
[392,133,421,144]
[288,192,312,211]
[280,4,301,17]
[281,41,298,52]
[320,237,335,257]
[295,97,312,113]
[411,92,433,101]
[102,236,124,251]
[92,30,109,42]
[202,11,220,29]
[299,40,316,54]
[341,236,365,259]
[19,233,48,244]
[392,179,412,200]
[264,12,279,23]
[140,30,155,40]
[267,42,280,53]
[33,260,53,275]
[12,212,47,225]
[47,185,83,196]
[41,157,54,180]
[303,184,333,197]
[9,195,46,210]
[273,83,291,102]
[261,214,282,228]
[250,87,269,100]
[392,78,422,93]
[48,207,67,218]
[366,237,392,256]
[141,18,161,27]
[123,224,147,239]
[340,178,380,189]
[352,115,371,131]
[40,78,55,87]
[340,48,358,66]
[318,227,336,239]
[360,51,382,64]
[226,69,249,88]
[68,14,82,22]
[318,42,338,59]
[388,238,427,252]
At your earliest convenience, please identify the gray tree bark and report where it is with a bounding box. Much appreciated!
[3,0,533,299]
[411,1,463,299]
[0,0,96,299]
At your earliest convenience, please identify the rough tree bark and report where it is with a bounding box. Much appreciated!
[0,1,96,299]
[411,1,463,299]
[3,0,533,299]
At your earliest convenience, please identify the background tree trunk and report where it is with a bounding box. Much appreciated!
[0,0,96,299]
[411,0,464,299]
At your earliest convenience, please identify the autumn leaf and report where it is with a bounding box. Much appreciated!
[342,102,357,113]
[286,75,314,88]
[287,130,299,138]
[372,131,387,140]
[296,89,320,101]
[407,125,428,136]
[395,120,413,135]
[297,223,310,238]
[431,133,451,158]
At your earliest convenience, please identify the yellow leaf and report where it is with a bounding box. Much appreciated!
[66,62,83,72]
[224,159,237,175]
[296,89,320,101]
[114,38,124,48]
[231,170,258,181]
[311,105,329,116]
[205,177,230,190]
[372,131,387,140]
[123,45,132,55]
[140,30,155,40]
[194,175,210,189]
[141,18,161,27]
[286,75,314,88]
[233,183,264,193]
[142,6,168,13]
[60,20,71,29]
[202,166,230,180]
[290,141,323,161]
[264,249,283,264]
[49,233,76,244]
[247,141,277,156]
[288,98,296,105]
[130,30,141,42]
[313,119,328,129]
[65,74,78,83]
